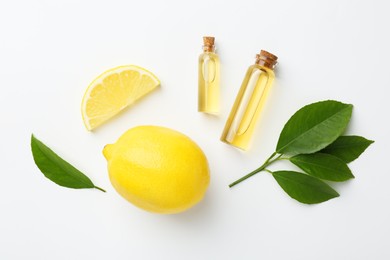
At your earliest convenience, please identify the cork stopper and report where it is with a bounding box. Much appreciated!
[203,36,215,52]
[255,50,278,70]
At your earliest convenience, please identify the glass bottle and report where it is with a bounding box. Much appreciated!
[221,50,278,150]
[198,36,220,115]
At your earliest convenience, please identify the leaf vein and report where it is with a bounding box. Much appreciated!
[277,105,351,153]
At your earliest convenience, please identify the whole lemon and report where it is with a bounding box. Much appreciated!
[103,126,210,214]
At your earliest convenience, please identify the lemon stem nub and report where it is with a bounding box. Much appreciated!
[103,144,114,160]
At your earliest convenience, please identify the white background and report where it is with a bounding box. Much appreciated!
[1,0,389,259]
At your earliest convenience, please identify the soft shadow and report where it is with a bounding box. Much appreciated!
[328,179,355,191]
[162,188,217,226]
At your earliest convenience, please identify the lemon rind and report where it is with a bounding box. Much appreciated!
[81,65,160,130]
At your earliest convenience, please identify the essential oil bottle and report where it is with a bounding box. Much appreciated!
[198,36,220,115]
[221,50,278,150]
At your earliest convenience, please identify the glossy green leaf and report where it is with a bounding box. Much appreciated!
[276,100,353,155]
[272,171,339,204]
[290,153,354,182]
[321,135,374,163]
[31,135,105,192]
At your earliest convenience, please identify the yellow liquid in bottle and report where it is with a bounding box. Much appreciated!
[221,64,275,150]
[198,52,220,114]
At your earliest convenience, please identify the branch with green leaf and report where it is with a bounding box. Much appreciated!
[229,100,373,204]
[31,135,105,192]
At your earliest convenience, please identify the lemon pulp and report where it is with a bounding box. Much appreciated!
[81,65,160,130]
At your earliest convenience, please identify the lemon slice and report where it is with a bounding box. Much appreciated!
[81,65,160,130]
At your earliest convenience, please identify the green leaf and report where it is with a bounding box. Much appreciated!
[290,153,354,182]
[276,100,353,155]
[31,134,105,192]
[272,171,339,204]
[321,135,374,163]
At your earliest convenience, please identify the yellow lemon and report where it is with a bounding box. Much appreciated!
[81,65,160,131]
[103,126,210,214]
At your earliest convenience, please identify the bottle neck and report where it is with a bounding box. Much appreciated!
[203,45,215,52]
[255,58,275,70]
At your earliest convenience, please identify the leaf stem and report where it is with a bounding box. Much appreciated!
[94,186,106,192]
[229,152,279,188]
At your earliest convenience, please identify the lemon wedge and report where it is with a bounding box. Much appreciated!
[81,65,160,130]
